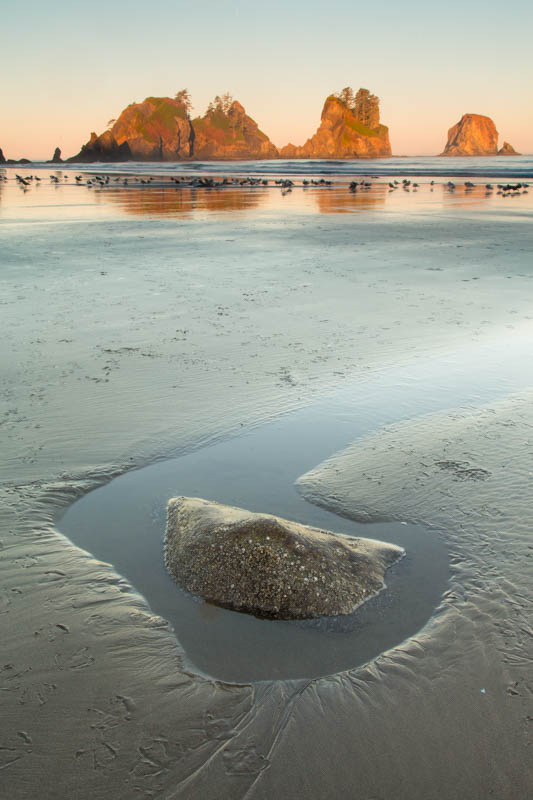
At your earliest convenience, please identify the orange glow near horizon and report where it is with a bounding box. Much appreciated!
[2,96,532,162]
[1,0,532,160]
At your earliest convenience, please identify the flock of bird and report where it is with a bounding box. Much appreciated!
[2,172,529,198]
[444,180,529,197]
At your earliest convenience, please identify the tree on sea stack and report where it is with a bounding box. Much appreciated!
[207,93,234,115]
[175,88,192,114]
[336,87,355,109]
[354,88,380,128]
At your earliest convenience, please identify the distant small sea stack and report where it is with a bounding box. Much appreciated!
[48,147,63,164]
[440,114,499,156]
[498,141,521,156]
[0,147,5,164]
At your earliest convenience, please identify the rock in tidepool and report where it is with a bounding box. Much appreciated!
[440,113,499,156]
[279,88,392,159]
[498,141,521,156]
[165,497,404,620]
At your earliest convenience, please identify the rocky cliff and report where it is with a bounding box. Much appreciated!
[70,96,195,162]
[70,96,277,162]
[70,90,392,162]
[440,114,499,156]
[280,92,391,159]
[192,100,278,160]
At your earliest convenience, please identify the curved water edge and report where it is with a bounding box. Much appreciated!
[57,333,533,682]
[57,409,448,684]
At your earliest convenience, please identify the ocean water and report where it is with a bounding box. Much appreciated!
[15,154,533,179]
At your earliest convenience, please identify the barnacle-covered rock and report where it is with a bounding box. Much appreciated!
[165,497,404,620]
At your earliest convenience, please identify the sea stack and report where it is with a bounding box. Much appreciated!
[70,94,278,162]
[0,147,5,164]
[70,96,195,162]
[498,141,521,156]
[165,496,404,620]
[280,88,391,159]
[192,99,278,160]
[440,114,499,156]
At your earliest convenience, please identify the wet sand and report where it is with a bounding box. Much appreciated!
[1,167,533,797]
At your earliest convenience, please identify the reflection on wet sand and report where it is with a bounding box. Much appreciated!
[96,185,268,216]
[94,180,529,219]
[312,184,387,213]
[0,166,529,220]
[96,182,391,217]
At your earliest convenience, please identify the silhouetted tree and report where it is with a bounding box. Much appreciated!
[336,87,355,109]
[207,93,234,115]
[107,119,116,128]
[221,92,233,113]
[175,89,192,113]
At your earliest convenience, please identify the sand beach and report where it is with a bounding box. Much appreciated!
[1,163,533,798]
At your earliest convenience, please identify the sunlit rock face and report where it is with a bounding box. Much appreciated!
[165,497,404,620]
[70,96,195,162]
[70,97,277,162]
[440,113,499,156]
[192,101,278,160]
[280,93,392,159]
[498,141,521,156]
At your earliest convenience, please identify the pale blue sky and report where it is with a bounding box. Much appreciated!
[1,0,532,158]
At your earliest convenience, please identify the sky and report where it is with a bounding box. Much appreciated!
[1,0,532,159]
